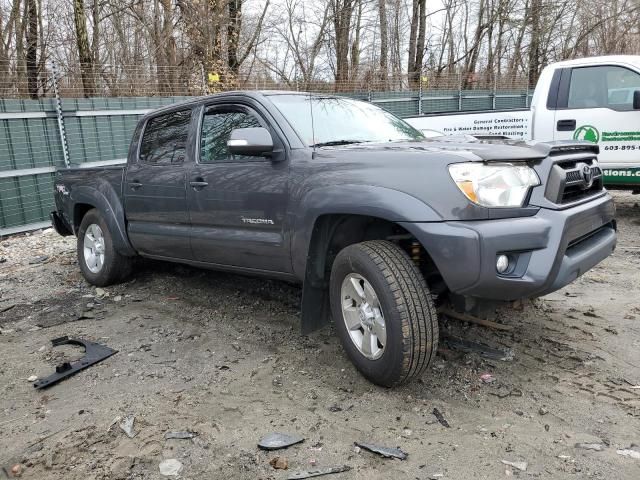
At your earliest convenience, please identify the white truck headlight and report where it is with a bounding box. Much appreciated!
[448,163,540,208]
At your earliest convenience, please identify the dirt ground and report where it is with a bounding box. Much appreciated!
[1,192,639,480]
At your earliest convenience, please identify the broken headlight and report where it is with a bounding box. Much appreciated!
[448,163,540,208]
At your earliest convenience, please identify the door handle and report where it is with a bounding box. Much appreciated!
[189,179,209,189]
[557,119,576,131]
[129,181,143,190]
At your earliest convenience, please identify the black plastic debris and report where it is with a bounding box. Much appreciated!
[354,442,408,460]
[287,465,351,479]
[258,432,305,450]
[165,431,198,440]
[432,408,450,428]
[33,336,118,389]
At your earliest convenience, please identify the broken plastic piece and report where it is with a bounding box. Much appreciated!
[33,336,118,389]
[258,432,305,450]
[287,465,351,479]
[354,442,407,460]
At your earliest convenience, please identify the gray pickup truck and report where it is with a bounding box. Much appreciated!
[51,91,617,386]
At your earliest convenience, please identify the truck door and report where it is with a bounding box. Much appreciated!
[553,65,640,186]
[124,108,193,259]
[187,103,290,272]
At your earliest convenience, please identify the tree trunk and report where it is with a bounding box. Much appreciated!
[227,0,242,75]
[25,0,37,98]
[73,0,95,97]
[378,0,388,83]
[527,0,541,87]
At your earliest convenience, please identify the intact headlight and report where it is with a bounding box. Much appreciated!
[448,163,540,208]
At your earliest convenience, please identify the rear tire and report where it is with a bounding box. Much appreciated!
[330,240,438,387]
[77,208,132,286]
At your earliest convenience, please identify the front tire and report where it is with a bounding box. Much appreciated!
[330,240,438,387]
[77,209,132,286]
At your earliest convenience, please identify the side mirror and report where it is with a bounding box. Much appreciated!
[634,90,640,110]
[227,127,274,157]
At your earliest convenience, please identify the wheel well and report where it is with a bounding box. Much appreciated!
[73,203,94,233]
[300,214,446,334]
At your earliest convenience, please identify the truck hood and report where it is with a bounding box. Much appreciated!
[323,138,599,163]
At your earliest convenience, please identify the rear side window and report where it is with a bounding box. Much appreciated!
[568,65,640,111]
[139,109,191,165]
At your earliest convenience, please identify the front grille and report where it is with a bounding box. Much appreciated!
[544,156,605,205]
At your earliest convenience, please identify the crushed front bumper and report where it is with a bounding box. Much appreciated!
[402,193,616,300]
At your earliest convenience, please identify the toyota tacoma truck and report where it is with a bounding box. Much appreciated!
[51,91,617,387]
[405,55,640,190]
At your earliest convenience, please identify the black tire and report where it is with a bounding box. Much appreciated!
[77,208,132,286]
[330,240,438,387]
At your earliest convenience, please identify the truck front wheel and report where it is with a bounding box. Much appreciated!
[77,208,132,286]
[330,240,438,387]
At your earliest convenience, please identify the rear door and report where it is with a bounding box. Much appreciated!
[187,102,290,272]
[553,64,640,185]
[124,108,194,258]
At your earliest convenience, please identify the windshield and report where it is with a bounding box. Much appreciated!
[268,94,424,146]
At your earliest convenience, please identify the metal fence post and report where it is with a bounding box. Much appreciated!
[492,75,497,110]
[458,73,463,111]
[418,69,423,116]
[200,63,207,95]
[51,61,70,168]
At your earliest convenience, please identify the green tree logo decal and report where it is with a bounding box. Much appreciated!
[573,125,600,143]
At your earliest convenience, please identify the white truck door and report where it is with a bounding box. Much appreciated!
[552,64,640,187]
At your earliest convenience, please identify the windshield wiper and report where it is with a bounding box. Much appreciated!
[312,139,368,147]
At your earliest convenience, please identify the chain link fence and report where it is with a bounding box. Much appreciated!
[0,62,533,235]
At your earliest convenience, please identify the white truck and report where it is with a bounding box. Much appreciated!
[405,56,640,190]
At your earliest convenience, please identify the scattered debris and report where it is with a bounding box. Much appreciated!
[442,336,514,361]
[501,460,527,471]
[574,443,606,451]
[10,464,23,477]
[432,408,450,428]
[287,465,351,479]
[269,456,289,470]
[119,415,137,438]
[28,255,49,264]
[164,431,198,440]
[27,375,38,382]
[616,449,640,459]
[258,432,304,450]
[439,308,514,331]
[33,336,118,389]
[480,373,495,384]
[159,459,183,476]
[354,442,408,460]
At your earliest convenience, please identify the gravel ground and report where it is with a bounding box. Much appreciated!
[1,191,639,479]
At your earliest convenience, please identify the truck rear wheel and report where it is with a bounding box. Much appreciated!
[330,240,438,387]
[77,209,132,286]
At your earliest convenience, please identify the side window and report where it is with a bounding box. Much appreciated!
[200,110,262,163]
[568,66,640,110]
[139,109,191,165]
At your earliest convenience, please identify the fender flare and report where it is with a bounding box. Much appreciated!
[70,181,136,257]
[290,184,442,278]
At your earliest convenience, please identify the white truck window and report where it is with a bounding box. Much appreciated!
[568,65,640,111]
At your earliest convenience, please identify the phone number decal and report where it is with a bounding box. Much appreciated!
[603,145,638,151]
